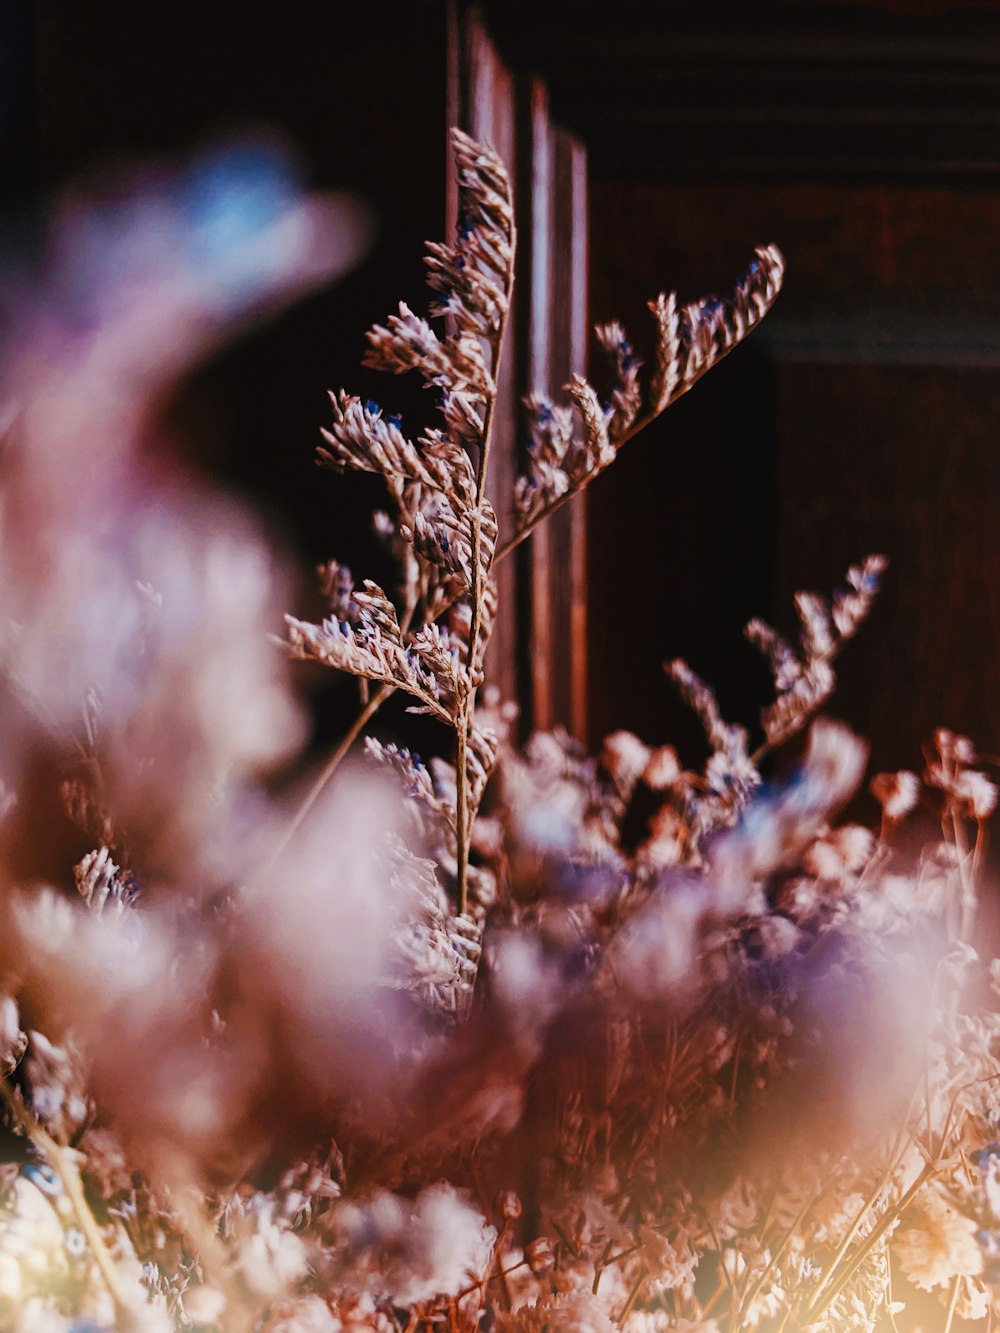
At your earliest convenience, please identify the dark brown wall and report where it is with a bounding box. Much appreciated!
[482,0,1000,783]
[588,178,1000,781]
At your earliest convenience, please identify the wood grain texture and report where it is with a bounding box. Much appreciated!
[483,0,1000,181]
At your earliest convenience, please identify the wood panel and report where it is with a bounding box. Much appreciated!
[452,8,521,712]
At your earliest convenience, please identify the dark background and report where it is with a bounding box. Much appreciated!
[4,0,1000,791]
[487,0,1000,788]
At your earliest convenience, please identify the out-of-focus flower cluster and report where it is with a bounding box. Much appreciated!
[0,127,997,1333]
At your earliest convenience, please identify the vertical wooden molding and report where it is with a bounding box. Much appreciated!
[452,8,521,711]
[551,129,589,743]
[525,77,555,733]
[451,5,589,738]
[569,138,588,742]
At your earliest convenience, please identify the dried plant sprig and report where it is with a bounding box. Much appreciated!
[0,1063,130,1321]
[364,302,495,397]
[10,131,1000,1333]
[365,737,457,837]
[747,553,888,756]
[285,127,515,917]
[663,555,886,845]
[387,835,482,1020]
[282,140,786,925]
[594,320,643,443]
[665,658,761,834]
[319,393,477,506]
[510,244,786,544]
[286,580,461,722]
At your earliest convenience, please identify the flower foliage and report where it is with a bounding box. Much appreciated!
[0,129,997,1333]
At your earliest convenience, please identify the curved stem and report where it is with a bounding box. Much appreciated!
[265,683,392,874]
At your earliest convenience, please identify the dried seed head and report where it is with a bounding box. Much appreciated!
[494,1190,522,1223]
[525,1236,555,1275]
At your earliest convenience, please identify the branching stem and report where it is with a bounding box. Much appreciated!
[800,1161,936,1327]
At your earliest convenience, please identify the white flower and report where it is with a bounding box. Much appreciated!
[335,1185,495,1306]
[870,770,920,821]
[239,1210,309,1301]
[895,1191,983,1291]
[955,770,998,820]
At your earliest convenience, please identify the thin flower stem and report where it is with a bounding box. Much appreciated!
[616,1266,647,1327]
[454,220,515,916]
[797,1082,921,1325]
[885,1254,902,1333]
[453,1258,527,1303]
[266,682,392,872]
[271,583,426,871]
[0,1072,128,1318]
[699,1274,726,1319]
[936,1070,1000,1164]
[943,1273,961,1333]
[952,807,977,943]
[455,716,470,912]
[736,1190,817,1326]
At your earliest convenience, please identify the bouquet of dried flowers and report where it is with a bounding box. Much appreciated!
[0,128,998,1333]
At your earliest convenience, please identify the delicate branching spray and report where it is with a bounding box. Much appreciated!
[285,129,784,917]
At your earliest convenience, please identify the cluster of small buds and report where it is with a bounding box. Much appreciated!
[317,559,358,620]
[870,768,921,822]
[286,580,462,721]
[0,998,26,1078]
[524,1236,555,1276]
[74,846,137,917]
[594,321,643,443]
[495,1191,523,1224]
[926,728,998,820]
[745,554,887,752]
[665,658,760,831]
[23,1031,89,1142]
[601,730,654,801]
